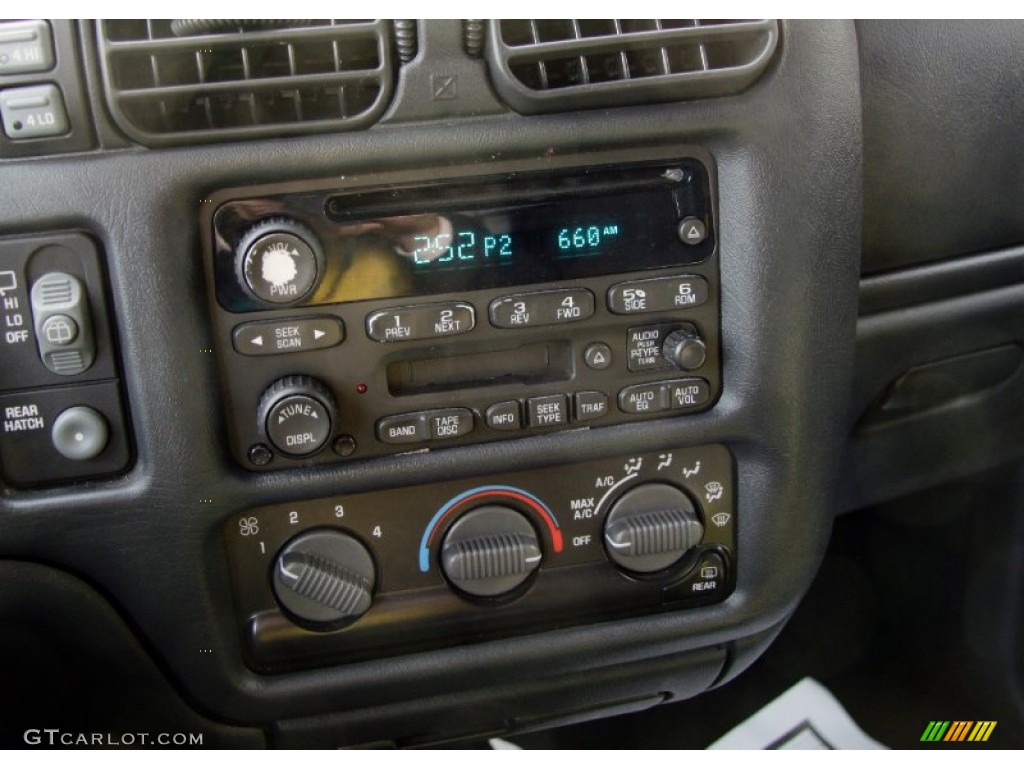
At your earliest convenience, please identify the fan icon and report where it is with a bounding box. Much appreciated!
[238,517,259,536]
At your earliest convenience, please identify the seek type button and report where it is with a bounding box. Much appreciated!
[428,408,474,440]
[233,316,344,356]
[528,395,568,427]
[608,276,709,315]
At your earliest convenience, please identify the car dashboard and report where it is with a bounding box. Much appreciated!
[0,20,1022,749]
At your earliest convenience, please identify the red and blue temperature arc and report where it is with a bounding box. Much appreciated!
[419,485,563,572]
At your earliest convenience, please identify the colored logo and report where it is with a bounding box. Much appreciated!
[920,721,996,742]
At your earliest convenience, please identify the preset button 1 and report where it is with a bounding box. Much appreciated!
[367,302,475,342]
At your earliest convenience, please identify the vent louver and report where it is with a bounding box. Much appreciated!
[97,20,394,146]
[486,20,778,113]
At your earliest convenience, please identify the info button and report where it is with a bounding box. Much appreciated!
[233,316,344,356]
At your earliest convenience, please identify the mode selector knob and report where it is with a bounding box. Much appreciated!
[441,505,542,597]
[662,326,707,371]
[272,529,376,630]
[258,375,336,457]
[604,483,704,573]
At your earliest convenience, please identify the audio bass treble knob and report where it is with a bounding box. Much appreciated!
[235,218,323,306]
[272,529,376,630]
[441,505,542,597]
[604,483,704,573]
[662,326,707,371]
[258,375,337,457]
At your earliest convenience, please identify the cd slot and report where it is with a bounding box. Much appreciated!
[387,341,572,396]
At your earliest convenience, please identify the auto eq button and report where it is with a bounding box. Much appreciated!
[233,316,344,356]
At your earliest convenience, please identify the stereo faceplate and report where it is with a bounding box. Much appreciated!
[202,148,720,470]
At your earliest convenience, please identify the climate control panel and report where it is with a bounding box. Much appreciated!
[225,444,735,671]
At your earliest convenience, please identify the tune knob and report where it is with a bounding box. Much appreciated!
[272,529,376,630]
[235,218,323,306]
[662,326,707,371]
[603,483,704,573]
[441,505,542,597]
[257,375,336,457]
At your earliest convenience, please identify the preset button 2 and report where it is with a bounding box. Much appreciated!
[367,302,475,342]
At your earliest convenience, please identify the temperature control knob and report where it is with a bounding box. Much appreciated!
[273,529,376,630]
[236,218,322,306]
[662,326,707,371]
[604,483,704,573]
[441,505,542,597]
[257,375,336,457]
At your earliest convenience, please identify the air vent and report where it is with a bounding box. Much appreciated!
[96,20,394,146]
[486,20,778,114]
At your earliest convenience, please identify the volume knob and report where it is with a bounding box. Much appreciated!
[235,218,323,306]
[257,375,336,457]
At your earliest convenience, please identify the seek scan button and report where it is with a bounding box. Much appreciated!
[233,316,344,356]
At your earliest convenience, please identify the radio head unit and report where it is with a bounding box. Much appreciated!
[202,148,720,470]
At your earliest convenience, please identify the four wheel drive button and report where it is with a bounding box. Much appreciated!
[367,302,475,342]
[489,289,595,329]
[233,316,344,356]
[527,394,568,427]
[428,408,474,440]
[607,276,709,315]
[376,413,428,444]
[0,83,69,140]
[0,21,55,76]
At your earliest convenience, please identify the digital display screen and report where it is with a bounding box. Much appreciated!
[213,160,712,311]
